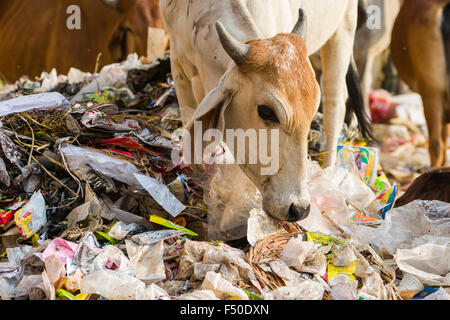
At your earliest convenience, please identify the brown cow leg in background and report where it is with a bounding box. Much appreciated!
[420,84,446,167]
[443,123,449,165]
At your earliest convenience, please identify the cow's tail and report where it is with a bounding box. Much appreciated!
[345,56,376,141]
[441,2,450,122]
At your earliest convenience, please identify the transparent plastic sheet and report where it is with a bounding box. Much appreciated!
[108,222,140,241]
[263,280,324,300]
[66,185,102,226]
[330,283,358,300]
[11,274,44,298]
[202,164,262,241]
[144,283,170,300]
[6,246,33,265]
[125,240,166,282]
[262,259,305,287]
[178,289,219,300]
[281,236,330,276]
[178,240,255,285]
[60,144,142,189]
[247,208,283,246]
[395,242,450,287]
[134,173,186,217]
[200,271,248,300]
[306,161,374,235]
[80,269,146,300]
[355,200,450,254]
[130,230,186,245]
[0,92,70,117]
[44,254,66,287]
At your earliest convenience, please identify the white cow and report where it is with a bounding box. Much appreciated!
[161,0,370,227]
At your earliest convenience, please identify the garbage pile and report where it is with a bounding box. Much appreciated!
[0,54,448,300]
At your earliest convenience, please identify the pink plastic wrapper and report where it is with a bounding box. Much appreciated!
[42,238,79,264]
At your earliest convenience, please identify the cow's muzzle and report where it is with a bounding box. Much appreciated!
[287,203,310,222]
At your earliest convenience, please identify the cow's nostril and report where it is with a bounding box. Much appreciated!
[287,204,311,222]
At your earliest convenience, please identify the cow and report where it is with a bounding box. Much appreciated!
[161,0,372,225]
[354,0,402,114]
[394,167,450,207]
[0,0,165,83]
[391,0,450,167]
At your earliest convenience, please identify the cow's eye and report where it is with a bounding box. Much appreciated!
[257,105,279,123]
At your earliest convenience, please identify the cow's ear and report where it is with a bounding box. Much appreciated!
[183,87,234,166]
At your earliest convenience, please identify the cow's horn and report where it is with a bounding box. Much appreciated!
[291,9,307,39]
[101,0,119,9]
[216,22,250,65]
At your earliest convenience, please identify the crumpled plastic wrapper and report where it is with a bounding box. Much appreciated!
[192,263,221,281]
[12,274,44,298]
[260,259,305,287]
[247,208,284,246]
[144,283,170,300]
[131,230,186,245]
[353,248,388,300]
[81,110,140,131]
[67,185,102,225]
[200,271,248,300]
[125,240,166,282]
[264,280,324,300]
[6,246,33,265]
[281,236,330,276]
[178,289,219,300]
[80,269,146,300]
[179,239,255,285]
[0,129,21,164]
[108,222,140,241]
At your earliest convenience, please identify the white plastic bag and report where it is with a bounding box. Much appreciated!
[201,271,248,300]
[80,269,146,300]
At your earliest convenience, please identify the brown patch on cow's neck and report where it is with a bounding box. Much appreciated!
[239,33,318,135]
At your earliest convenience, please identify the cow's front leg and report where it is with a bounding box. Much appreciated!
[320,41,355,167]
[320,3,357,168]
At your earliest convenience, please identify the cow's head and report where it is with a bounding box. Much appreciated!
[185,10,320,222]
[101,0,165,61]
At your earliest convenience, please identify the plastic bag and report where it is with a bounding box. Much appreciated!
[134,173,186,217]
[178,290,219,300]
[201,271,248,300]
[125,240,166,282]
[356,200,450,254]
[0,92,70,117]
[60,144,142,189]
[395,243,450,287]
[247,208,283,246]
[80,269,146,300]
[281,236,329,276]
[131,230,186,245]
[14,191,46,239]
[12,275,44,298]
[203,163,262,241]
[264,280,324,300]
[144,283,170,300]
[6,246,33,265]
[108,222,140,241]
